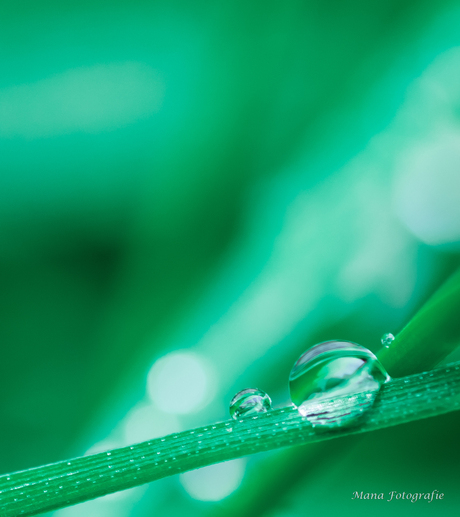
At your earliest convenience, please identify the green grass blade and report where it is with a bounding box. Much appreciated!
[377,267,460,377]
[1,361,459,517]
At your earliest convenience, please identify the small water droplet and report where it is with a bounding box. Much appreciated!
[289,341,390,427]
[380,332,395,348]
[229,388,272,420]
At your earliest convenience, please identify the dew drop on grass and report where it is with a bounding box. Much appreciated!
[289,341,390,428]
[381,332,395,348]
[229,388,271,420]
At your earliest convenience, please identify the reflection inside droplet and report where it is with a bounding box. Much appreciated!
[229,388,271,420]
[289,341,390,427]
[381,332,395,348]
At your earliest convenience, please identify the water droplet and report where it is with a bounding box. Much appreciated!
[381,333,395,348]
[289,341,390,427]
[229,388,271,420]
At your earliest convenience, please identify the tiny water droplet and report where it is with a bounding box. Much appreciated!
[229,388,271,420]
[289,341,390,428]
[381,333,395,348]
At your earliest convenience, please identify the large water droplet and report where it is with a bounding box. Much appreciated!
[289,341,390,427]
[229,388,271,420]
[381,332,395,348]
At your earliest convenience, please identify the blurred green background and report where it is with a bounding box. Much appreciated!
[1,1,460,516]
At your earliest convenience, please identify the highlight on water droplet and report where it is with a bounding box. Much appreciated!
[289,341,390,428]
[229,388,271,420]
[381,332,395,348]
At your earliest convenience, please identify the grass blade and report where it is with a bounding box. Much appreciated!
[1,361,459,517]
[377,267,460,377]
